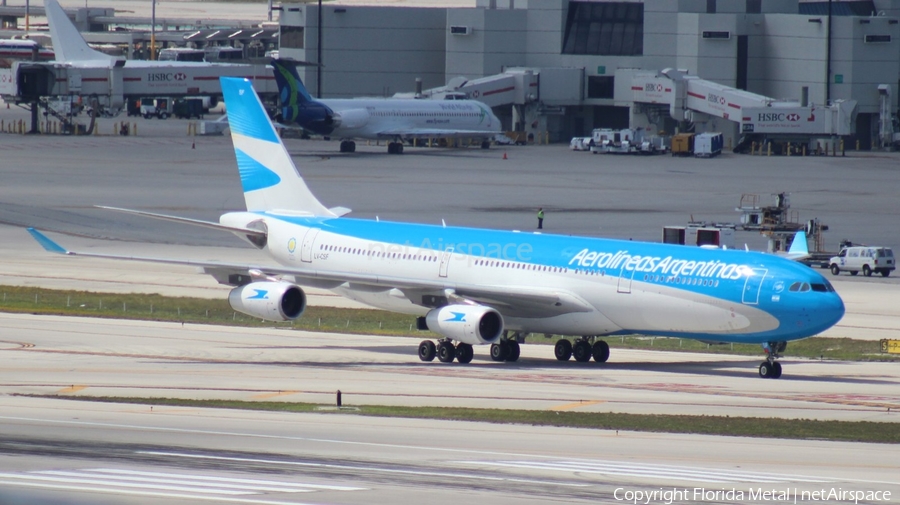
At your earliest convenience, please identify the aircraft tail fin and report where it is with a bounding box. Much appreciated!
[45,0,117,63]
[271,58,314,105]
[220,77,335,216]
[785,230,811,261]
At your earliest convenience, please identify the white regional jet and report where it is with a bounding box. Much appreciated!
[272,59,501,154]
[29,77,846,379]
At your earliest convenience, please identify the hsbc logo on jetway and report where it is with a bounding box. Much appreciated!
[148,72,188,82]
[757,112,801,122]
[708,93,726,105]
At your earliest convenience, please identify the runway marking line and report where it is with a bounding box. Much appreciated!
[57,385,88,393]
[252,391,300,400]
[550,400,603,411]
[0,467,358,504]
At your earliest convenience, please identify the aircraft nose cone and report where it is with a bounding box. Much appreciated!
[811,291,845,334]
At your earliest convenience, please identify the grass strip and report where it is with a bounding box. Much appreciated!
[41,395,900,444]
[2,284,898,361]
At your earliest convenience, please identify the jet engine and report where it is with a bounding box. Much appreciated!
[228,281,306,321]
[332,108,369,130]
[424,304,503,345]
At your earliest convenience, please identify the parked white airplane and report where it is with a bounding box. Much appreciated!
[272,59,502,154]
[29,77,846,378]
[40,0,273,115]
[0,39,54,66]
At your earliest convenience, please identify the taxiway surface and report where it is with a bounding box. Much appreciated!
[2,106,899,504]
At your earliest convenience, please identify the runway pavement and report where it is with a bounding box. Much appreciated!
[0,391,898,505]
[1,312,898,422]
[2,297,898,503]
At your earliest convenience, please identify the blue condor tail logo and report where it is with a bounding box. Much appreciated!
[569,248,752,280]
[444,312,467,323]
[248,289,269,300]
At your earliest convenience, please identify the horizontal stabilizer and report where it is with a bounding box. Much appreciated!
[96,206,266,238]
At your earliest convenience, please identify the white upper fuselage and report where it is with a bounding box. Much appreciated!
[318,97,501,140]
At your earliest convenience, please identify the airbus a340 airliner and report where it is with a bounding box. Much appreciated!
[29,78,845,379]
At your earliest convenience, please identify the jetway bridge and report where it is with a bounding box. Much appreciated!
[623,68,857,145]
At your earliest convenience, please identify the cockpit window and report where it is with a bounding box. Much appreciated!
[821,279,836,292]
[811,283,828,292]
[789,282,810,292]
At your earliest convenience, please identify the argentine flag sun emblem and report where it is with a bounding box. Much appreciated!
[287,238,297,253]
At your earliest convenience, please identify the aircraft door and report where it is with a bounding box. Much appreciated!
[617,266,634,294]
[741,268,767,305]
[439,247,453,278]
[300,228,320,263]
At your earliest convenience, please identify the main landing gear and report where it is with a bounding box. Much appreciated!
[418,339,474,364]
[339,140,356,153]
[387,141,404,154]
[759,341,787,379]
[554,336,609,363]
[489,332,524,362]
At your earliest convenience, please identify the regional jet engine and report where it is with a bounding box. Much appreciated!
[424,305,503,345]
[228,281,306,321]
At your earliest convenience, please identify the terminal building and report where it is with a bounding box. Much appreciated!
[278,0,900,148]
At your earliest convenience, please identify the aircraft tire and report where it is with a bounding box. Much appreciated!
[771,361,783,379]
[506,341,520,362]
[418,340,436,362]
[490,341,509,361]
[456,343,474,364]
[437,341,456,363]
[758,362,772,378]
[592,340,610,363]
[573,340,592,362]
[554,339,572,361]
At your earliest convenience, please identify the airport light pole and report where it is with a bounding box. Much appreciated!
[316,0,323,98]
[150,0,157,60]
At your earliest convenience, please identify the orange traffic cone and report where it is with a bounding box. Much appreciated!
[502,151,508,160]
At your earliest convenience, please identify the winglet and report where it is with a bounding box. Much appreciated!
[27,228,70,254]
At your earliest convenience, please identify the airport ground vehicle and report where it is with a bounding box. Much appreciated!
[140,98,172,119]
[829,246,895,277]
[570,136,593,151]
[671,133,695,156]
[173,98,205,119]
[694,132,723,157]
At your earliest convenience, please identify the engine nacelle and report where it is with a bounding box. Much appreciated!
[332,108,369,130]
[424,304,503,345]
[228,282,306,322]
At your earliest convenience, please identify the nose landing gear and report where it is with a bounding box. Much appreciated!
[759,341,787,379]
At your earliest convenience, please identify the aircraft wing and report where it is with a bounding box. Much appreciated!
[374,129,499,139]
[28,228,593,319]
